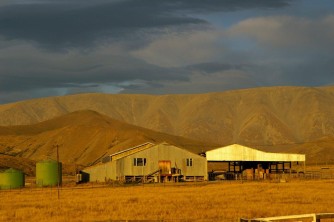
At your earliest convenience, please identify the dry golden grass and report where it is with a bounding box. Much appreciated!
[1,180,334,222]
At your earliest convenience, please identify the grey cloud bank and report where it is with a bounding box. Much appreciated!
[0,0,292,49]
[0,0,333,104]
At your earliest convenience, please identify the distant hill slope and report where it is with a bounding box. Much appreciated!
[0,155,35,176]
[1,86,334,164]
[1,86,334,146]
[0,110,218,166]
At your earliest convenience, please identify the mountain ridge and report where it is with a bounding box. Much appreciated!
[1,86,334,164]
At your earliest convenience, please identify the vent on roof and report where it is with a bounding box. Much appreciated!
[101,156,112,163]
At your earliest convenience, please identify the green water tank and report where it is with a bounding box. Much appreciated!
[0,168,25,190]
[36,160,62,187]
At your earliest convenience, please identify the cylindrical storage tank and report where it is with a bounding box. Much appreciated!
[0,168,25,190]
[36,160,62,187]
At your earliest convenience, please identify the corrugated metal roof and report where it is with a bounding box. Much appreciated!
[109,142,154,157]
[109,142,156,161]
[206,144,305,162]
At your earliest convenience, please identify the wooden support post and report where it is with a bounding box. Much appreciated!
[269,163,271,173]
[56,144,60,200]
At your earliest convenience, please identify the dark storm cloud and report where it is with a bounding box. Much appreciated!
[280,59,334,86]
[159,0,292,12]
[0,54,190,93]
[0,0,293,49]
[3,0,322,105]
[187,62,248,74]
[0,1,202,49]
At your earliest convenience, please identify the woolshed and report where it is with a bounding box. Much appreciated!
[206,144,306,180]
[83,142,207,183]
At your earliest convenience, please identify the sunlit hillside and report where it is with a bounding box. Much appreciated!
[0,110,218,167]
[1,86,334,145]
[1,86,334,164]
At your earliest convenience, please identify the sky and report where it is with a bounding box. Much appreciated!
[0,0,334,104]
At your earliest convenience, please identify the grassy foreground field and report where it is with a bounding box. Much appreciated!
[1,180,334,222]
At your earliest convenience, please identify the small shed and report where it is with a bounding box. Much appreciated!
[83,142,207,183]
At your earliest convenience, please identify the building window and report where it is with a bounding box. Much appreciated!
[186,158,193,167]
[134,158,146,166]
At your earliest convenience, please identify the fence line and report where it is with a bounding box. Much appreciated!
[2,172,334,194]
[223,170,334,182]
[240,213,334,222]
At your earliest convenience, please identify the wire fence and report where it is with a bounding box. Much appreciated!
[240,213,334,222]
[220,169,334,182]
[1,168,334,192]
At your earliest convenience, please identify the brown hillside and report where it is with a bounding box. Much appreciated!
[0,86,334,164]
[0,110,218,166]
[1,86,334,145]
[0,155,35,176]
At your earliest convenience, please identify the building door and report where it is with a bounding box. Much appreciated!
[159,160,171,175]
